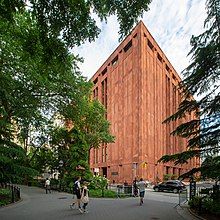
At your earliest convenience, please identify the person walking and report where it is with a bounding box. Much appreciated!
[137,178,146,205]
[45,178,51,194]
[80,181,89,213]
[70,176,82,212]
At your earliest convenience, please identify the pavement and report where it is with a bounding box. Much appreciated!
[0,185,201,220]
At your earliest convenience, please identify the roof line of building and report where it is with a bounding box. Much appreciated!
[90,20,182,82]
[89,20,143,80]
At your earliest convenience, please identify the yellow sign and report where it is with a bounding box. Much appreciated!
[143,162,148,168]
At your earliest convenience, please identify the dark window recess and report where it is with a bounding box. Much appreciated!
[93,78,98,84]
[111,55,118,66]
[166,64,170,72]
[124,40,132,52]
[147,39,154,50]
[101,67,107,76]
[157,53,163,63]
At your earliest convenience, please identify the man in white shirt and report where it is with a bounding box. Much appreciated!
[45,178,51,194]
[137,178,146,205]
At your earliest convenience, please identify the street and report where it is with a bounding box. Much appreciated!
[0,185,200,220]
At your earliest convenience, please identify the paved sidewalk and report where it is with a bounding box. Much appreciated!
[0,185,199,220]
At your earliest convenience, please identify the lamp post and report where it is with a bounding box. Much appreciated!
[58,160,64,191]
[132,162,138,181]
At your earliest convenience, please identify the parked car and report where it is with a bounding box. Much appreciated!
[153,180,186,193]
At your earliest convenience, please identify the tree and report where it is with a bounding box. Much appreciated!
[201,156,220,182]
[0,122,38,184]
[1,0,152,46]
[159,0,220,179]
[0,11,85,183]
[29,146,55,175]
[0,0,152,183]
[50,97,114,185]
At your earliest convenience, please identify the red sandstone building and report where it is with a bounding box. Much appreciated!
[89,21,199,184]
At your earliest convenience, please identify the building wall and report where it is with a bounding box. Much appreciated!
[90,21,199,184]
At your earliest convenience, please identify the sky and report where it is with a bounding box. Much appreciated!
[73,0,207,80]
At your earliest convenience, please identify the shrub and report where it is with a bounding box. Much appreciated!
[89,189,116,198]
[89,175,108,190]
[189,196,220,216]
[50,179,59,186]
[203,198,220,215]
[28,179,41,187]
[0,188,11,206]
[89,175,109,197]
[188,196,203,209]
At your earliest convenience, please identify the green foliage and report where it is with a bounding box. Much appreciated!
[27,179,41,187]
[159,0,220,180]
[50,127,93,185]
[89,189,116,198]
[1,0,152,47]
[188,196,203,209]
[0,188,10,197]
[201,156,220,181]
[0,140,38,183]
[0,188,11,206]
[63,98,115,149]
[49,96,114,185]
[1,0,152,184]
[50,178,59,186]
[89,175,108,197]
[89,175,108,190]
[29,147,55,174]
[189,196,220,215]
[203,198,220,215]
[0,9,88,183]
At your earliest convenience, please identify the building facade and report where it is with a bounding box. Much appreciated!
[89,21,199,184]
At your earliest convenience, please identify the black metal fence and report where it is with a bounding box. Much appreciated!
[0,183,21,203]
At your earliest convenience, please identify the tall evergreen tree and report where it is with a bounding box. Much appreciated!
[159,0,220,179]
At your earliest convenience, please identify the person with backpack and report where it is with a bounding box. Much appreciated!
[70,176,82,212]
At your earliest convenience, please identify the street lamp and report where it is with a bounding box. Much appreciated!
[58,160,64,191]
[132,162,138,181]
